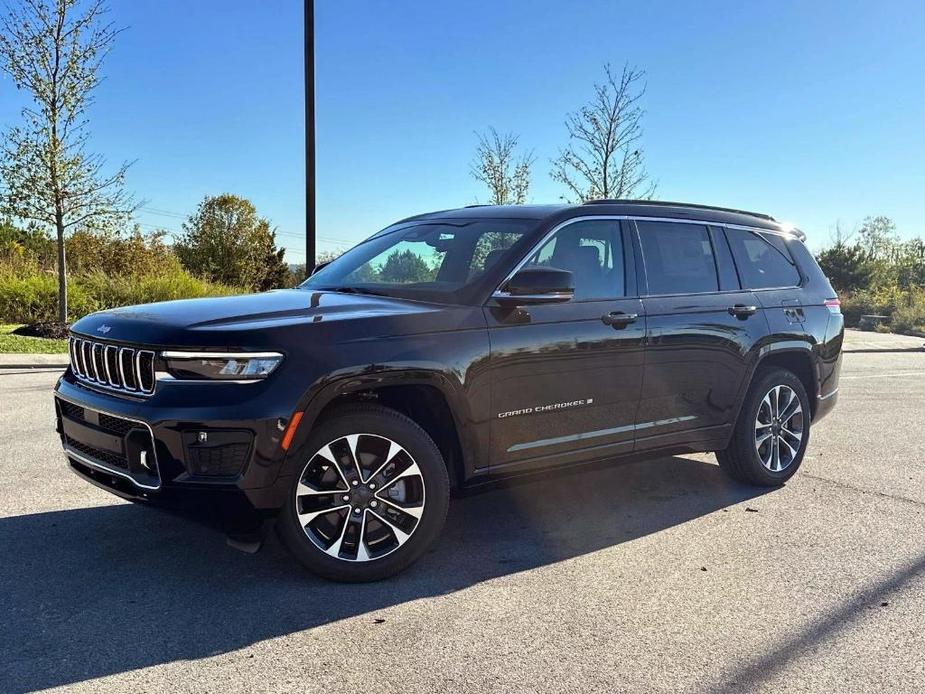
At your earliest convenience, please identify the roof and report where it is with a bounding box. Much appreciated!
[396,204,568,223]
[399,200,788,233]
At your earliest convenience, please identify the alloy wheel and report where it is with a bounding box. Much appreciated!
[294,433,425,562]
[754,384,804,472]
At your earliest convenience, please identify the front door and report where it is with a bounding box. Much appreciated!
[485,218,645,471]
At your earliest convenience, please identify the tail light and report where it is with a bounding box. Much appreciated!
[824,298,841,314]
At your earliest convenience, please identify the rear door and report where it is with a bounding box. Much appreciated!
[485,218,645,471]
[723,227,806,333]
[634,219,766,450]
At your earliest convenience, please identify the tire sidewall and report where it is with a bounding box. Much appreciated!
[278,406,450,582]
[735,368,811,485]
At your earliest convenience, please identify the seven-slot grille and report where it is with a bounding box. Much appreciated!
[68,336,156,395]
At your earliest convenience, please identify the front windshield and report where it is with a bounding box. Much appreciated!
[301,219,535,303]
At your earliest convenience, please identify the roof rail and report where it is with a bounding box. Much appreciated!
[583,199,776,222]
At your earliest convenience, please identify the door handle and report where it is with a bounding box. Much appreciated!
[602,311,638,328]
[728,304,758,318]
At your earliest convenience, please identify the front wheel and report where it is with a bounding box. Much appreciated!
[717,367,811,486]
[277,404,450,582]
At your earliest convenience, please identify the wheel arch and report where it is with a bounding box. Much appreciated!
[748,342,819,418]
[282,369,473,490]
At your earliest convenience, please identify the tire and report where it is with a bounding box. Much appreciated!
[277,404,450,582]
[717,367,811,486]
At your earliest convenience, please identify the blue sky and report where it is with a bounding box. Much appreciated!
[1,0,923,260]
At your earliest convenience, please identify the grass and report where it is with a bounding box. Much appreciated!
[0,324,68,354]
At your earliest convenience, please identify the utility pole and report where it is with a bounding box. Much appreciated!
[305,0,316,274]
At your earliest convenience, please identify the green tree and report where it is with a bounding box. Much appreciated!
[0,0,135,323]
[174,194,288,291]
[470,128,534,205]
[857,216,899,260]
[894,238,925,290]
[815,242,873,292]
[551,63,656,202]
[378,249,433,283]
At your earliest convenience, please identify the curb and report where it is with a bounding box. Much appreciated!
[0,363,68,370]
[843,347,925,354]
[0,353,69,370]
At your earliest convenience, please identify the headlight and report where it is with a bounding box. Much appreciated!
[160,351,284,381]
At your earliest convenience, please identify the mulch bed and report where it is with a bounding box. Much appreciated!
[12,322,71,339]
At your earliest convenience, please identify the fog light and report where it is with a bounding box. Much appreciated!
[183,430,254,477]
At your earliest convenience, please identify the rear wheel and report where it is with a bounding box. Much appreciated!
[278,405,450,582]
[717,367,811,486]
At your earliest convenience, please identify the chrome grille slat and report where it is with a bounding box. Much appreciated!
[67,336,155,396]
[82,341,94,380]
[118,347,137,391]
[92,344,105,383]
[104,345,119,387]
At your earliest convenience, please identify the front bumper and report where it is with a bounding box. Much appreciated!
[54,372,296,515]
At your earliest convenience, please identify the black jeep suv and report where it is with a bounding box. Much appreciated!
[55,201,843,581]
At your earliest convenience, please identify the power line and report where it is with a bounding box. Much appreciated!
[138,206,188,220]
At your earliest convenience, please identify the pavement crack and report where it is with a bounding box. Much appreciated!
[802,471,925,509]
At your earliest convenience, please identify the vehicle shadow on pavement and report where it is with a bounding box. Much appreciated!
[2,455,766,691]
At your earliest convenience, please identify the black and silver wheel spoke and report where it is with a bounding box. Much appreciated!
[295,433,426,562]
[754,384,803,473]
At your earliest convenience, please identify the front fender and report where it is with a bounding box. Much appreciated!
[276,359,487,483]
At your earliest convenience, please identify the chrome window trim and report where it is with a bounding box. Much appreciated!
[491,214,802,300]
[55,392,162,491]
[490,291,574,302]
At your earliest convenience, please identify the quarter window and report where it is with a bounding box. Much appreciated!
[725,228,801,289]
[637,221,719,295]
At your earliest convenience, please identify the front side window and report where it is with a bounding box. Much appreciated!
[302,219,533,303]
[725,228,801,289]
[525,220,624,300]
[637,221,719,295]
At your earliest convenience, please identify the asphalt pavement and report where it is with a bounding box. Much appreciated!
[1,348,924,693]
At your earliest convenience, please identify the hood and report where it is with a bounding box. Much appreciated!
[70,289,457,347]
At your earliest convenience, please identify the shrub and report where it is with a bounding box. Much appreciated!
[66,228,180,277]
[0,263,239,323]
[77,270,239,309]
[840,286,906,327]
[889,288,925,335]
[0,270,97,323]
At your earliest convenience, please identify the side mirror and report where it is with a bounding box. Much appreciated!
[493,266,574,305]
[309,261,330,276]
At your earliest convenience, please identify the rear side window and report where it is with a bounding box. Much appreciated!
[636,221,719,295]
[725,229,801,289]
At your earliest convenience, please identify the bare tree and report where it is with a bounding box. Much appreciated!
[0,0,135,323]
[551,63,656,202]
[470,127,535,205]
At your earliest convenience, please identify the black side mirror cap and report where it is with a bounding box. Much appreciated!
[309,261,331,276]
[493,266,575,305]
